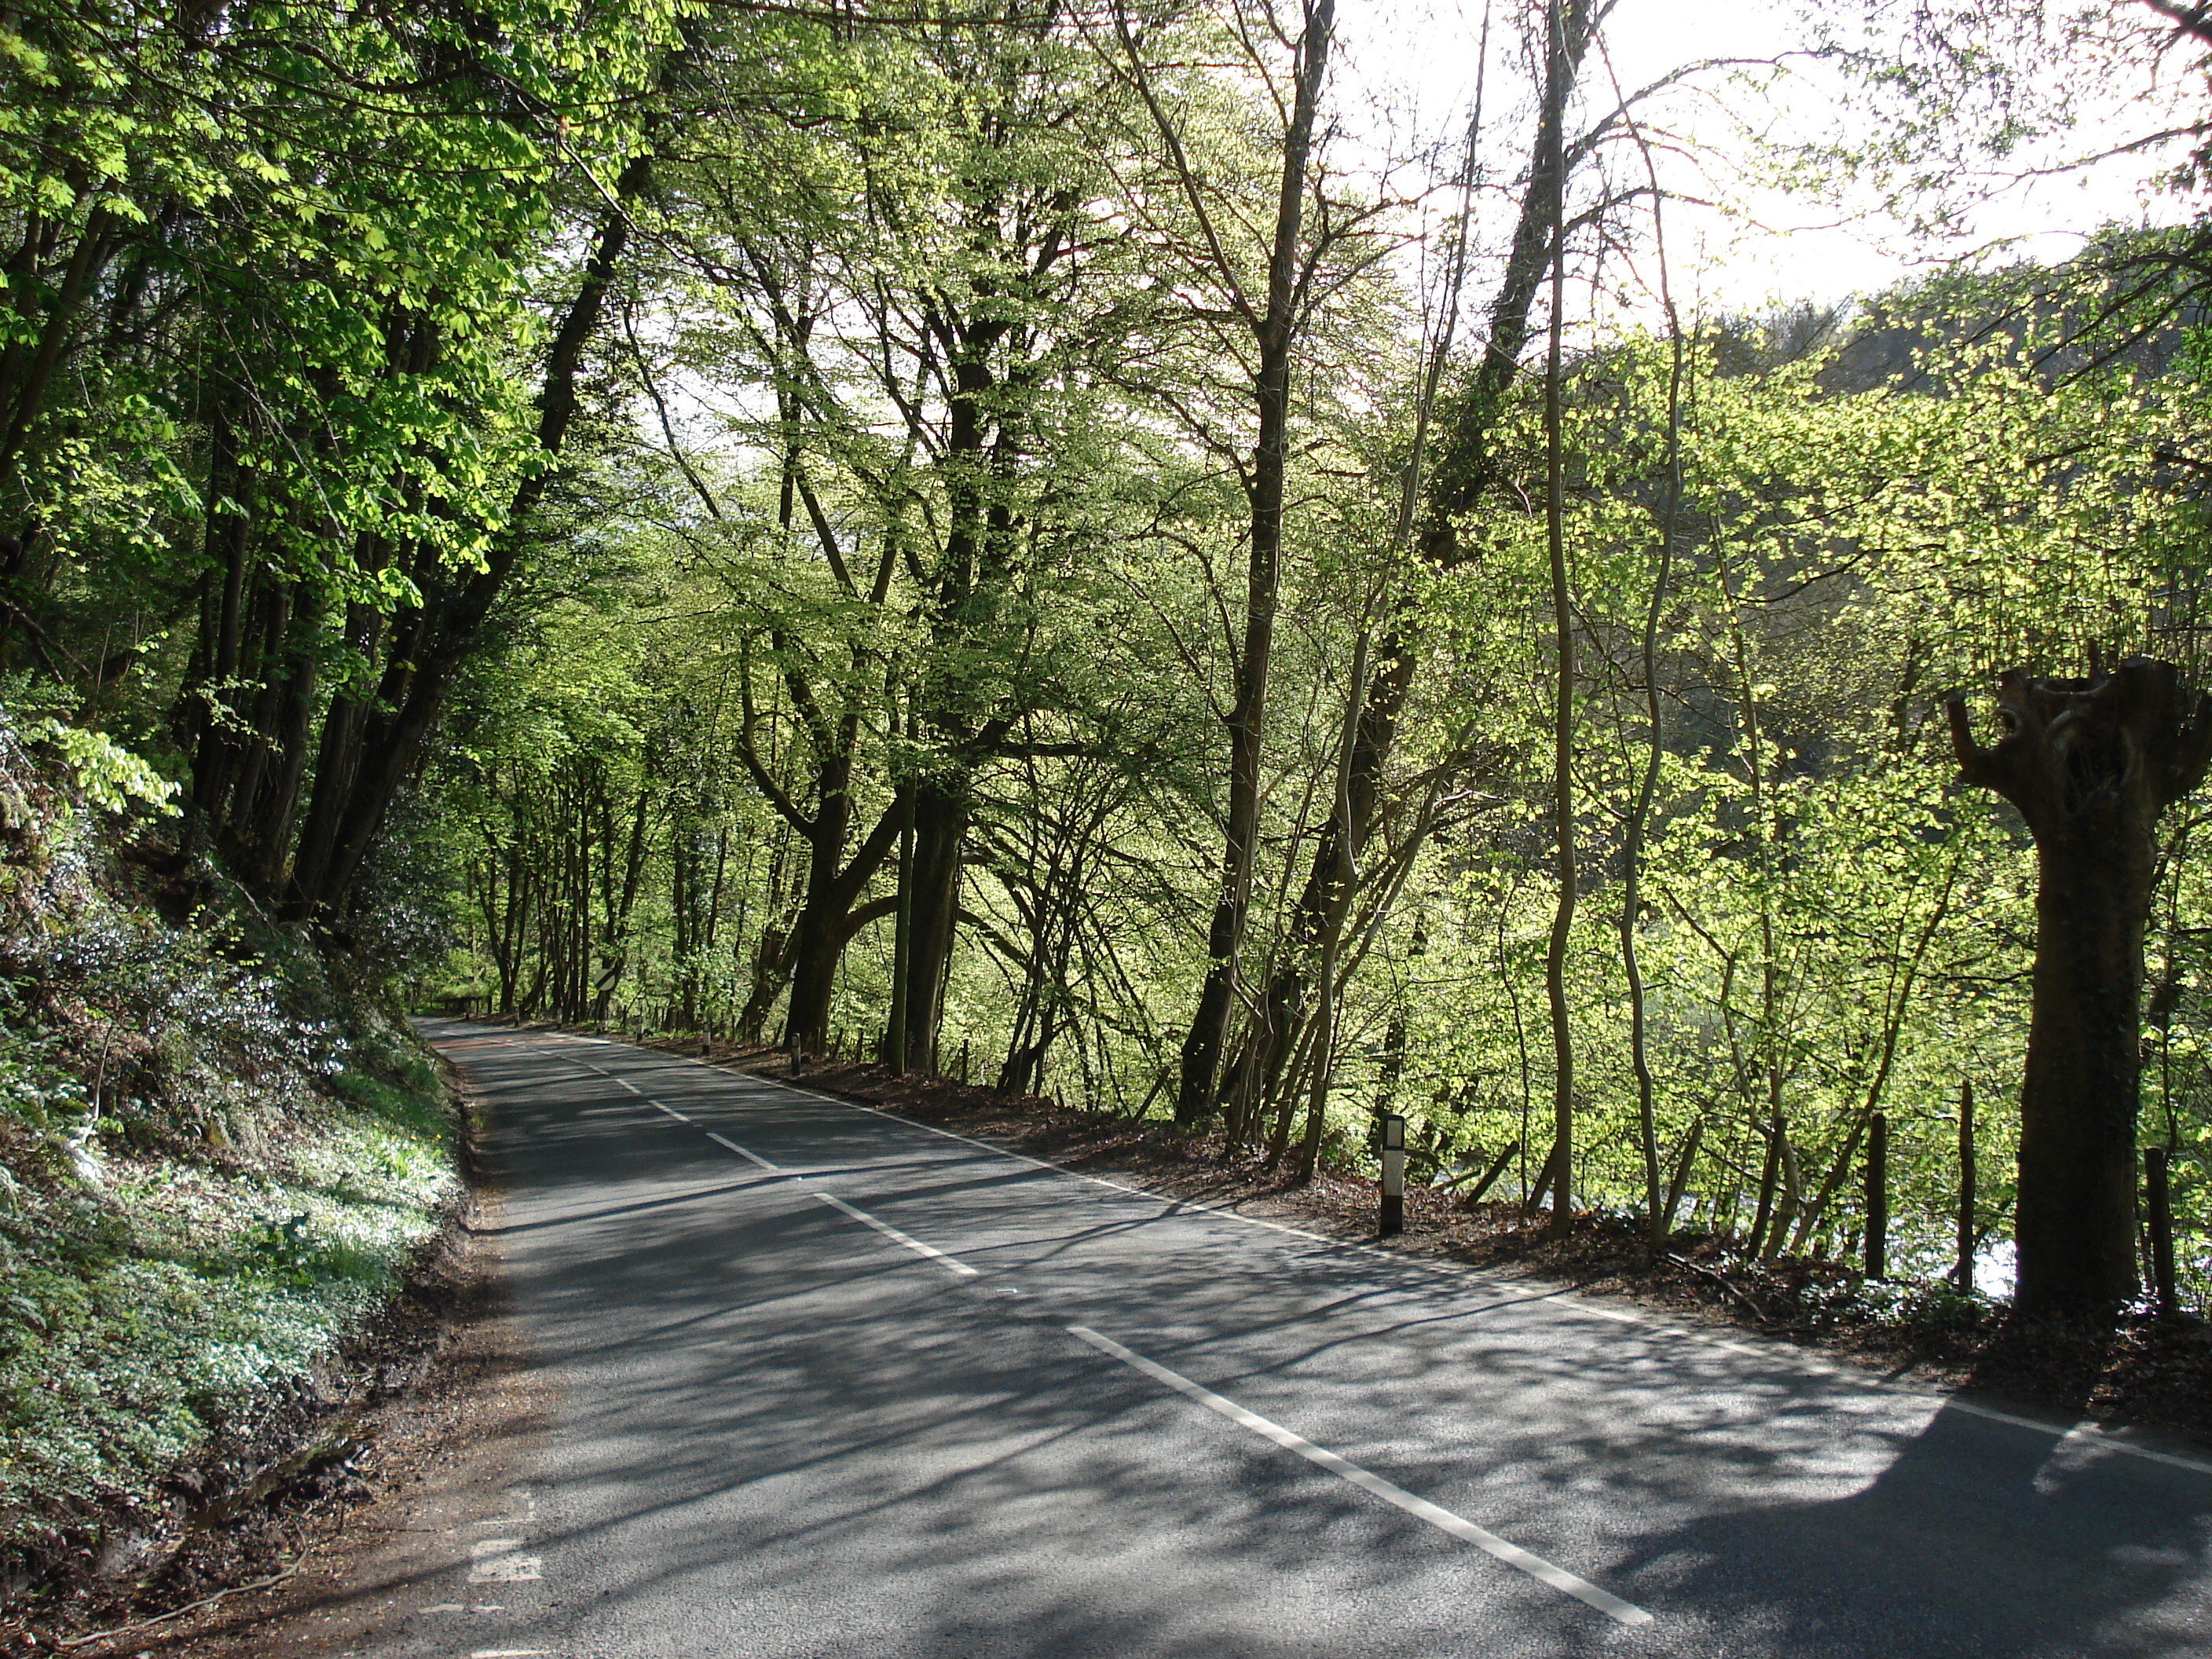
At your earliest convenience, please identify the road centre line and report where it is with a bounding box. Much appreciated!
[705,1130,787,1174]
[674,1054,1748,1335]
[650,1100,692,1122]
[559,1055,643,1095]
[532,1033,2212,1482]
[811,1191,979,1276]
[1067,1324,1653,1627]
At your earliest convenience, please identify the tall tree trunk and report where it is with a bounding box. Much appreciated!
[1539,0,1577,1240]
[288,152,656,917]
[782,749,856,1052]
[1946,660,2212,1317]
[1616,101,1685,1248]
[1293,628,1370,1183]
[1174,0,1335,1123]
[898,778,964,1072]
[884,792,915,1071]
[1238,0,1594,1115]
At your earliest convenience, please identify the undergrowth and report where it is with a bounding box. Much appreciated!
[0,705,458,1575]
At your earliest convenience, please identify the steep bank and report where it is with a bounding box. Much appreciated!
[0,708,461,1627]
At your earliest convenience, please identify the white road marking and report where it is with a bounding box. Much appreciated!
[466,1567,537,1588]
[1575,1303,1640,1324]
[1068,1324,1654,1628]
[468,1489,535,1527]
[771,1071,2212,1480]
[501,1029,2212,1483]
[467,1539,543,1583]
[706,1131,787,1173]
[812,1191,978,1275]
[651,1100,693,1122]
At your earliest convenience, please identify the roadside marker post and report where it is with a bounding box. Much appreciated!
[1380,1112,1406,1237]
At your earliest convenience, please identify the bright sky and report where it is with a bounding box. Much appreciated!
[1339,0,2200,320]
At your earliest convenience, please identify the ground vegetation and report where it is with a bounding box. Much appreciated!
[0,703,457,1617]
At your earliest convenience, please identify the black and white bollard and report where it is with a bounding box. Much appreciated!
[1380,1112,1406,1238]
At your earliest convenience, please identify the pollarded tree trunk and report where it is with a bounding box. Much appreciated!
[1946,659,2212,1318]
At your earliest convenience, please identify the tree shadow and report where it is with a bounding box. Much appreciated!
[1606,1392,2210,1657]
[387,1024,2212,1659]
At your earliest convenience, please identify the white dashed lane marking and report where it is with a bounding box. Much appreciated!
[467,1539,542,1583]
[1068,1324,1654,1628]
[526,1031,2212,1482]
[705,1130,788,1173]
[812,1191,979,1276]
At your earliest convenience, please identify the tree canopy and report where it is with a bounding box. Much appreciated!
[13,0,2212,1322]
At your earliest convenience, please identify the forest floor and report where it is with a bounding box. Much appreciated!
[608,1028,2212,1451]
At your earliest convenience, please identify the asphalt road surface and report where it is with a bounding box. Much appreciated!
[390,1020,2212,1659]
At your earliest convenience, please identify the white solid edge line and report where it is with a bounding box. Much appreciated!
[812,1191,978,1276]
[518,1031,2212,1483]
[1067,1324,1652,1627]
[705,1130,786,1174]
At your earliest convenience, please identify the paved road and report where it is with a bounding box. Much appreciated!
[388,1020,2212,1658]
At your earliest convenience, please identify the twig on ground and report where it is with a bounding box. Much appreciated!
[1664,1252,1771,1323]
[55,1515,339,1653]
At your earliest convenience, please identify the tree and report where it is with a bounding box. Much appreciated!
[1093,0,1345,1125]
[1947,660,2212,1316]
[1231,0,1601,1143]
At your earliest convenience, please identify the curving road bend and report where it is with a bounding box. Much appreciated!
[376,1020,2212,1659]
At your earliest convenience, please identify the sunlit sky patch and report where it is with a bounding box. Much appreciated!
[1339,0,2200,322]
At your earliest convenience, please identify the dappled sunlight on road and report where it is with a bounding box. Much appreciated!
[399,1021,2212,1659]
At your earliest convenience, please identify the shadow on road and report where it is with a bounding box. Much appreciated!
[402,1023,2211,1659]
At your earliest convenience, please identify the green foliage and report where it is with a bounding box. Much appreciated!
[35,720,178,815]
[436,236,2212,1315]
[6,0,2211,1392]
